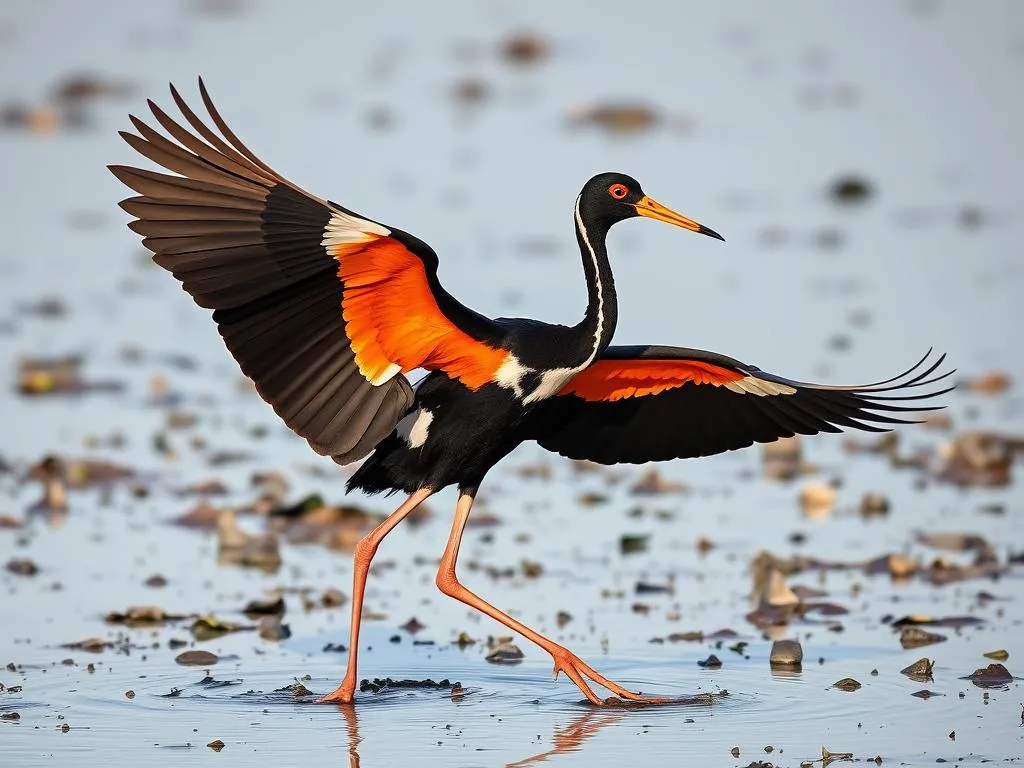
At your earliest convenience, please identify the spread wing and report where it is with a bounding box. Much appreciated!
[526,346,953,464]
[110,79,507,464]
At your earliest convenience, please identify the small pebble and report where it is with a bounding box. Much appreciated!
[769,639,803,668]
[175,650,219,666]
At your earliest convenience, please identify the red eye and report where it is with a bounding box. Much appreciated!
[608,183,628,200]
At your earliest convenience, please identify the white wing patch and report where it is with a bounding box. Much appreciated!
[321,209,390,251]
[397,408,434,448]
[525,367,579,404]
[724,376,797,396]
[495,354,529,398]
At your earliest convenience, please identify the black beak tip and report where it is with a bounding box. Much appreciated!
[699,224,725,242]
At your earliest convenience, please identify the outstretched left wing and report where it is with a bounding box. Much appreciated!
[526,345,952,465]
[110,79,509,464]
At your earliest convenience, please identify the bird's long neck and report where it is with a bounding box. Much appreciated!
[571,196,618,362]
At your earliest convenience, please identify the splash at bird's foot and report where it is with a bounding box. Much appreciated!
[549,647,674,705]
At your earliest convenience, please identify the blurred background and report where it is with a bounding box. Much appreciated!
[1,1,1022,766]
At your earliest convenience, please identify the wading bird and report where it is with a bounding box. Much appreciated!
[112,81,951,705]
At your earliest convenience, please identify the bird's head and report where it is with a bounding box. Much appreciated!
[578,172,724,241]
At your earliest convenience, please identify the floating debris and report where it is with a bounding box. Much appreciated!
[217,510,281,571]
[636,580,673,595]
[452,77,488,105]
[900,658,935,682]
[619,533,649,555]
[937,431,1018,487]
[892,614,984,629]
[911,689,942,699]
[320,588,347,608]
[5,558,38,576]
[172,501,222,529]
[29,455,134,489]
[242,597,285,617]
[756,568,800,608]
[105,606,188,626]
[61,637,111,652]
[961,663,1014,687]
[500,31,549,66]
[400,617,425,634]
[770,639,803,669]
[799,483,836,518]
[567,102,662,135]
[899,626,947,649]
[697,654,722,669]
[763,436,804,480]
[983,649,1008,661]
[486,640,524,664]
[821,745,854,765]
[257,616,291,641]
[52,72,132,105]
[207,739,225,752]
[17,356,123,396]
[832,677,861,692]
[359,677,462,694]
[630,469,687,495]
[828,174,874,205]
[175,650,219,666]
[520,559,543,578]
[961,370,1011,394]
[864,553,916,578]
[858,492,890,517]
[190,615,250,641]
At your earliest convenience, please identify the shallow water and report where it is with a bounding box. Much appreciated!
[1,1,1023,766]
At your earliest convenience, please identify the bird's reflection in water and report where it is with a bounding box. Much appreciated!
[337,703,362,768]
[331,703,622,768]
[333,693,721,767]
[505,709,626,768]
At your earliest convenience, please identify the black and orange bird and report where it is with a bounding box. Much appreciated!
[111,81,952,705]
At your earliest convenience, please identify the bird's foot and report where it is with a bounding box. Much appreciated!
[318,676,356,704]
[550,647,673,705]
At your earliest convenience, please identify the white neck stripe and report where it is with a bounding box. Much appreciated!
[574,195,604,366]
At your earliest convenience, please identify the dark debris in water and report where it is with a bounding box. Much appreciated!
[196,675,242,689]
[961,663,1015,687]
[106,606,191,627]
[274,681,314,698]
[900,658,935,682]
[899,626,947,649]
[828,174,874,205]
[175,650,219,666]
[486,640,524,664]
[358,677,462,694]
[832,677,861,692]
[5,558,38,576]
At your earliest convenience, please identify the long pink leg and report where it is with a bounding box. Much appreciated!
[320,488,433,703]
[435,492,672,705]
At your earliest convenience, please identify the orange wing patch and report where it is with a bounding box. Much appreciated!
[560,358,744,402]
[333,237,507,388]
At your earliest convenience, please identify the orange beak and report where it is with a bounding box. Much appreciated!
[634,196,724,241]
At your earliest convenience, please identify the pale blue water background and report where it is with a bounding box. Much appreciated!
[1,1,1022,765]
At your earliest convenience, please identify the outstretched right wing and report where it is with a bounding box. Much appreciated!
[526,345,952,464]
[111,80,509,464]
